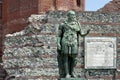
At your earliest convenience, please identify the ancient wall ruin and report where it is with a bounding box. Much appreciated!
[2,11,120,80]
[1,0,85,58]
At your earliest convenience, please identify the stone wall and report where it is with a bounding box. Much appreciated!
[0,64,7,80]
[1,0,85,58]
[2,11,120,80]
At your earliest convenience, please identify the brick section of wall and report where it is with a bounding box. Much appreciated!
[98,0,120,12]
[2,0,85,35]
[2,0,38,35]
[56,0,85,11]
[38,0,85,13]
[0,27,2,57]
[0,1,2,59]
[2,11,120,79]
[38,0,55,13]
[0,1,1,18]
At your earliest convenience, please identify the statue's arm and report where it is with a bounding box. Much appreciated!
[57,37,61,50]
[57,25,63,51]
[79,29,90,37]
[77,22,90,37]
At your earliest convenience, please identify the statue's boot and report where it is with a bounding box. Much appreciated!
[70,68,76,78]
[70,62,76,78]
[70,55,77,78]
[65,74,71,78]
[64,55,71,78]
[71,73,76,78]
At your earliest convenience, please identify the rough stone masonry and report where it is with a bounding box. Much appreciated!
[2,11,120,80]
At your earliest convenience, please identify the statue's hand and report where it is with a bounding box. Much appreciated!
[57,44,61,51]
[79,28,91,37]
[87,29,90,34]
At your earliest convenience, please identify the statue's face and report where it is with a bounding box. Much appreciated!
[69,14,76,21]
[67,11,76,21]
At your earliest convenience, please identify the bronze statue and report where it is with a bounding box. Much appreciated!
[57,10,90,78]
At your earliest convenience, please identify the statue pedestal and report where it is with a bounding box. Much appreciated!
[59,78,86,80]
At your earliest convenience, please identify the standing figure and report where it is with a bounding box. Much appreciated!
[57,10,90,78]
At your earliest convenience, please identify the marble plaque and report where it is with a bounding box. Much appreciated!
[85,37,117,69]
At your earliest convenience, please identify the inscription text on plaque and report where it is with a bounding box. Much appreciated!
[85,37,117,69]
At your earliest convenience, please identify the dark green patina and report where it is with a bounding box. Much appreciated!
[57,10,90,78]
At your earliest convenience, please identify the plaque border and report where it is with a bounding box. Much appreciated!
[84,36,117,69]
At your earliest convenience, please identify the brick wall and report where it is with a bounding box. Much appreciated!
[2,0,38,35]
[0,1,2,59]
[2,11,120,79]
[98,0,120,12]
[38,0,85,13]
[38,0,55,13]
[56,0,85,11]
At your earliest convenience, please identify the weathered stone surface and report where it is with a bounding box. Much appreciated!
[60,78,86,80]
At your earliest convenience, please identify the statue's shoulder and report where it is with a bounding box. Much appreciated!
[62,20,67,24]
[59,21,66,27]
[58,22,64,30]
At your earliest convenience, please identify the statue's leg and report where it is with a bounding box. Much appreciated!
[63,54,71,78]
[70,54,77,77]
[57,53,65,78]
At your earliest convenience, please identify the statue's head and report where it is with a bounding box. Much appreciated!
[67,10,76,21]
